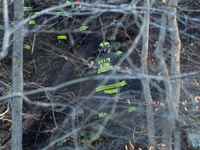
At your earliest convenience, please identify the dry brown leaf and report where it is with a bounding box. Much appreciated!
[184,106,187,111]
[161,144,166,147]
[195,96,200,103]
[181,102,187,111]
[155,107,159,113]
[149,146,154,150]
[126,99,130,105]
[157,143,166,150]
[141,125,144,131]
[129,141,134,149]
[148,101,156,106]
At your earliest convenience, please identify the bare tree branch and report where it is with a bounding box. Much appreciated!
[11,0,24,149]
[141,0,155,146]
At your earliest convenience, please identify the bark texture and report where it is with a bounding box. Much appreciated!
[154,11,173,150]
[11,0,24,150]
[154,2,181,148]
[168,0,181,149]
[168,0,181,113]
[141,0,155,146]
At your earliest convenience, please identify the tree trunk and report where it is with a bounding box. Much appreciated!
[141,0,155,146]
[168,0,181,114]
[11,0,24,150]
[168,0,181,149]
[154,5,180,149]
[154,11,173,150]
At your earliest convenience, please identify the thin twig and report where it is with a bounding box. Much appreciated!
[31,34,36,55]
[120,23,141,57]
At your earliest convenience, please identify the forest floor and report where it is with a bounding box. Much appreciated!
[1,0,200,150]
